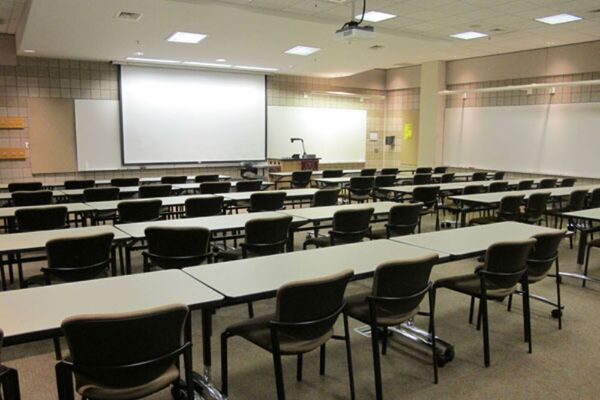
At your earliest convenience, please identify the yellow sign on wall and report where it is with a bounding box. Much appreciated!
[0,148,26,160]
[403,123,413,140]
[0,117,25,129]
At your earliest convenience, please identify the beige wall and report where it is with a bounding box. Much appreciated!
[0,34,16,66]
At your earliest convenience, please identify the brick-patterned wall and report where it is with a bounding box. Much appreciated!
[384,88,420,168]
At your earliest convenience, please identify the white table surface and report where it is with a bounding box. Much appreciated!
[0,225,130,253]
[381,179,528,194]
[0,203,94,218]
[0,190,64,201]
[94,175,231,185]
[115,211,308,239]
[60,186,140,197]
[450,185,600,204]
[184,239,448,299]
[84,194,222,211]
[278,201,396,221]
[392,221,562,257]
[223,188,318,201]
[174,181,274,191]
[563,207,600,221]
[0,270,223,344]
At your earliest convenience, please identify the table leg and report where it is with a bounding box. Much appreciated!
[0,254,6,291]
[577,227,588,265]
[126,244,132,275]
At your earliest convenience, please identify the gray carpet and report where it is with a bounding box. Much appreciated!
[2,213,600,400]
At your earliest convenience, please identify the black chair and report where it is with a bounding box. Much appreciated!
[412,186,440,231]
[520,192,551,225]
[588,187,600,208]
[439,185,484,227]
[517,180,534,190]
[240,162,265,180]
[56,304,194,400]
[304,208,374,248]
[185,196,224,218]
[370,203,422,239]
[116,200,162,223]
[0,329,21,400]
[199,182,231,194]
[381,168,398,175]
[560,178,576,187]
[546,189,588,248]
[221,270,355,400]
[235,180,262,192]
[440,173,455,183]
[110,177,139,187]
[488,181,508,193]
[11,190,53,206]
[64,180,95,190]
[322,169,343,178]
[139,184,172,198]
[15,206,68,232]
[360,168,376,176]
[415,167,432,174]
[434,238,536,367]
[143,227,212,270]
[312,188,339,207]
[346,254,439,399]
[492,171,505,180]
[470,195,525,225]
[472,172,488,181]
[347,177,373,203]
[372,175,397,202]
[290,171,312,188]
[83,187,120,202]
[538,178,557,189]
[8,182,42,192]
[433,166,448,173]
[413,174,432,185]
[195,174,220,183]
[161,176,187,184]
[249,191,286,212]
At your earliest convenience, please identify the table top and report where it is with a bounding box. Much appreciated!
[278,201,396,222]
[0,203,94,218]
[0,269,223,345]
[380,179,525,194]
[95,175,231,185]
[184,239,448,299]
[84,194,221,211]
[115,211,308,239]
[392,221,562,258]
[60,186,140,196]
[450,185,600,204]
[223,188,318,201]
[0,225,130,253]
[563,207,600,221]
[0,190,64,201]
[174,181,274,191]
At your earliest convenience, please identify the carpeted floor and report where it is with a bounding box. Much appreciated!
[2,213,600,400]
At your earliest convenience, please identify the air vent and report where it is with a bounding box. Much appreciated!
[369,44,384,50]
[115,11,143,21]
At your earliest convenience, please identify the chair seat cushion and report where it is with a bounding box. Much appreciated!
[227,314,333,355]
[345,291,419,326]
[369,228,388,240]
[435,273,516,299]
[76,365,179,400]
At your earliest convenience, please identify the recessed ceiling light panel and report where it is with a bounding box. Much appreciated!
[167,31,207,44]
[356,11,397,22]
[535,13,582,25]
[284,45,321,56]
[450,31,488,40]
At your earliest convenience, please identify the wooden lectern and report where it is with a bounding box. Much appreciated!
[267,157,320,172]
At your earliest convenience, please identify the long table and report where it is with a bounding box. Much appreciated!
[563,207,600,265]
[279,201,395,222]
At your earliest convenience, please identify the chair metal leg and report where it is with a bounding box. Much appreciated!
[183,345,195,400]
[476,299,482,331]
[522,279,532,353]
[468,296,475,324]
[555,258,563,330]
[381,327,388,355]
[319,344,326,375]
[1,367,21,400]
[272,351,286,400]
[53,338,62,360]
[296,354,303,381]
[429,288,439,384]
[507,294,513,312]
[220,332,229,395]
[481,296,490,367]
[370,323,383,400]
[583,245,593,288]
[247,302,254,318]
[55,361,75,400]
[343,313,356,400]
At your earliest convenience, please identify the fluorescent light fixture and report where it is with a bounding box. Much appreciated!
[133,51,144,56]
[326,91,355,96]
[234,65,279,72]
[355,11,396,22]
[167,31,207,44]
[215,58,227,62]
[284,45,321,56]
[450,31,488,40]
[182,61,232,68]
[126,57,181,64]
[23,49,36,53]
[535,13,582,25]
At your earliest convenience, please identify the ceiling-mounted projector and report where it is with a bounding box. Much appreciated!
[335,0,375,41]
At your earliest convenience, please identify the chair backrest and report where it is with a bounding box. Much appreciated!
[433,166,448,174]
[331,207,374,244]
[589,187,600,208]
[64,180,95,190]
[8,181,42,192]
[12,190,53,206]
[472,172,488,181]
[525,192,550,219]
[244,215,293,256]
[15,206,68,232]
[560,178,576,187]
[492,171,505,180]
[488,181,508,193]
[185,196,224,218]
[349,177,373,194]
[413,173,432,185]
[145,227,211,269]
[538,178,557,189]
[415,167,432,174]
[117,200,162,223]
[199,182,231,194]
[291,171,312,188]
[321,169,343,178]
[463,185,484,195]
[567,189,588,211]
[83,187,120,202]
[517,180,534,190]
[387,203,422,236]
[369,254,438,319]
[160,176,187,184]
[497,194,525,221]
[374,175,397,188]
[240,163,259,180]
[110,177,139,187]
[482,239,536,289]
[381,168,399,175]
[235,180,262,192]
[249,191,286,212]
[139,184,172,199]
[527,230,565,280]
[440,173,455,183]
[195,174,220,183]
[412,186,440,209]
[312,188,339,207]
[360,168,377,176]
[61,304,189,389]
[44,233,114,282]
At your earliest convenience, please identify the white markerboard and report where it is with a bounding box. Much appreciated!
[443,102,600,178]
[74,99,122,171]
[267,106,367,163]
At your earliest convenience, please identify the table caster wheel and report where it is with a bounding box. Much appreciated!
[551,309,562,319]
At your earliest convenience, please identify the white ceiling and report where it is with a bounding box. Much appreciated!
[17,0,600,77]
[0,0,27,33]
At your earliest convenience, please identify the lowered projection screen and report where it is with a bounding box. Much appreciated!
[120,65,266,164]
